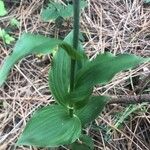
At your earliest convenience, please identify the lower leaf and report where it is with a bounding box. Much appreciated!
[17,105,81,147]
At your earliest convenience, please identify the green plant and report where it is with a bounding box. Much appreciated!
[0,28,15,44]
[41,0,87,22]
[0,1,149,149]
[0,0,7,16]
[0,1,18,45]
[10,18,20,28]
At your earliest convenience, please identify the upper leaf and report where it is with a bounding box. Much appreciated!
[0,33,84,86]
[144,0,150,3]
[65,85,93,107]
[17,105,81,147]
[69,53,149,109]
[75,96,108,126]
[49,31,87,106]
[75,52,147,89]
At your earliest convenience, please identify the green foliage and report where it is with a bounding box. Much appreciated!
[49,31,87,106]
[49,33,71,106]
[0,28,15,44]
[0,1,150,149]
[105,103,148,141]
[75,53,145,88]
[67,53,146,107]
[17,105,81,147]
[0,33,84,86]
[0,0,7,16]
[41,0,87,21]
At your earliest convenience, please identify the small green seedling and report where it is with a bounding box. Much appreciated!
[0,28,15,44]
[0,0,7,16]
[0,1,149,149]
[10,18,20,28]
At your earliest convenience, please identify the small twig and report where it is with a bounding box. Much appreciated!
[0,94,150,105]
[109,94,150,104]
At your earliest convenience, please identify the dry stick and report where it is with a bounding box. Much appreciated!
[0,94,150,104]
[108,94,150,104]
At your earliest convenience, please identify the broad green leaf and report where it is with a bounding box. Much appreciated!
[17,105,81,147]
[49,31,87,106]
[71,134,94,150]
[70,53,148,108]
[0,33,84,86]
[0,0,7,16]
[49,34,71,106]
[75,52,147,89]
[71,53,150,108]
[41,0,87,21]
[75,96,109,125]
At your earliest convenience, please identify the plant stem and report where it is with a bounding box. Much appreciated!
[70,0,80,92]
[69,0,80,117]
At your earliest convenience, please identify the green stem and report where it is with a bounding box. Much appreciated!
[69,0,80,117]
[70,0,80,91]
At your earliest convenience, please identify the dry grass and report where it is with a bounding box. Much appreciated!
[0,0,150,149]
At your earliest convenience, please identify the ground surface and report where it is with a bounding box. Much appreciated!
[0,0,150,150]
